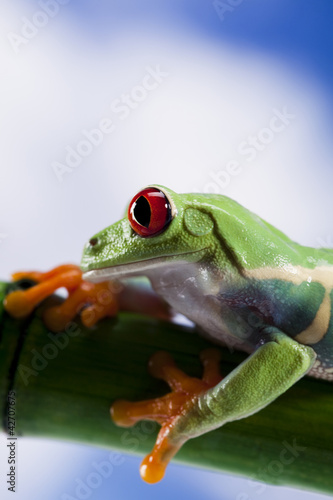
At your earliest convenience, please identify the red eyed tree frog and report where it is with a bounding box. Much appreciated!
[80,185,333,482]
[5,185,333,483]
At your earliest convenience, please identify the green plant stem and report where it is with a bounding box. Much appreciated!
[0,281,332,494]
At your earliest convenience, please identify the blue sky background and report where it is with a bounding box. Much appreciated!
[59,0,333,100]
[1,1,333,499]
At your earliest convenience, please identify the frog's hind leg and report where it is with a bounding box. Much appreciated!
[111,348,223,483]
[111,332,316,484]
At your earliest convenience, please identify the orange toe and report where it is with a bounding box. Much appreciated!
[4,290,35,318]
[140,453,167,484]
[11,264,81,285]
[140,428,182,484]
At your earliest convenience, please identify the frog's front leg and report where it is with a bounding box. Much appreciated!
[4,264,171,331]
[111,331,316,483]
[4,264,118,330]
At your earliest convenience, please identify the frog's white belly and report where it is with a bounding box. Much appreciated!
[146,261,253,353]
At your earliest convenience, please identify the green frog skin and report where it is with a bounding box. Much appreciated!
[80,185,333,482]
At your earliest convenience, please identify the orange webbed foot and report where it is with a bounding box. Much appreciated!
[111,349,223,483]
[4,264,118,331]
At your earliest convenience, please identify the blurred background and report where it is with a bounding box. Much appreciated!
[0,0,333,498]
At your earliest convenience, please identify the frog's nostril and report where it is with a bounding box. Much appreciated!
[89,237,99,247]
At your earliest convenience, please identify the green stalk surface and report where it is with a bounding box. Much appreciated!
[0,281,332,494]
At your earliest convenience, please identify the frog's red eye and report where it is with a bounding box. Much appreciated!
[128,187,172,237]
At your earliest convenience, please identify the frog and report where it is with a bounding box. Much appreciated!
[4,185,333,483]
[80,185,333,482]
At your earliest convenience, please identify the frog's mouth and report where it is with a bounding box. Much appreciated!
[82,250,206,283]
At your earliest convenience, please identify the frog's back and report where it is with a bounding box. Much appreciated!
[189,192,333,270]
[189,193,333,381]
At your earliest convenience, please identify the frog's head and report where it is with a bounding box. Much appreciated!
[81,185,236,283]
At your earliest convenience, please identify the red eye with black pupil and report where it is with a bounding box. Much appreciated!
[128,187,172,237]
